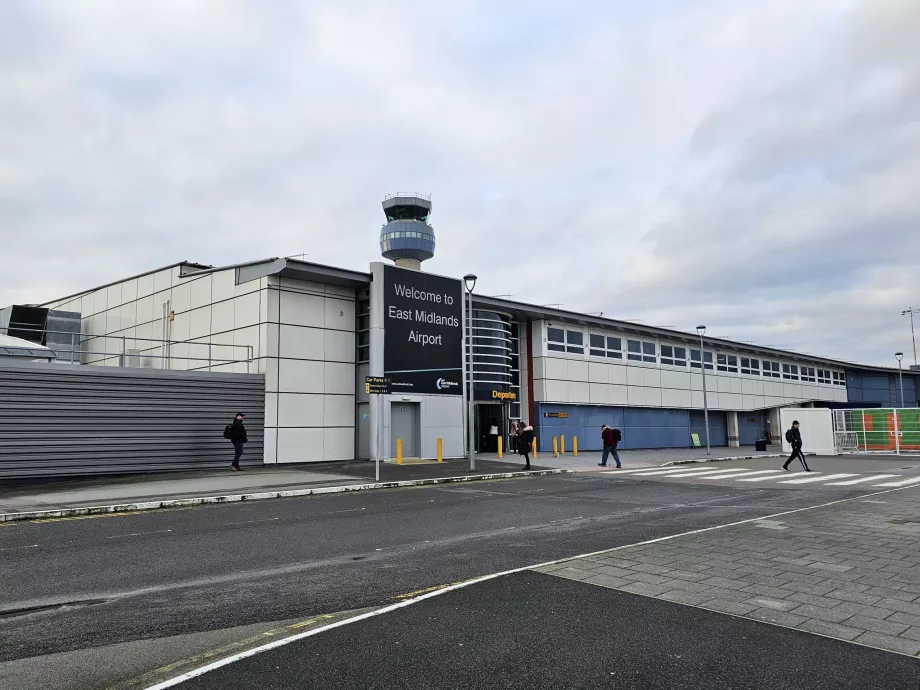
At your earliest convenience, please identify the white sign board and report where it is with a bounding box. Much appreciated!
[779,408,836,456]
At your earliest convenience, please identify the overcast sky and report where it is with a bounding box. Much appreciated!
[2,0,918,366]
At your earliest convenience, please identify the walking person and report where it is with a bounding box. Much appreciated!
[782,420,810,472]
[488,418,499,453]
[599,424,622,468]
[509,421,520,454]
[227,412,248,471]
[518,422,534,470]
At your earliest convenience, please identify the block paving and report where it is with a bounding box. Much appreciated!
[535,488,920,657]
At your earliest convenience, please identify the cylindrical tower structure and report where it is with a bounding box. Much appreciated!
[379,195,436,270]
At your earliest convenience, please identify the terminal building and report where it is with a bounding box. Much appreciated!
[6,195,919,470]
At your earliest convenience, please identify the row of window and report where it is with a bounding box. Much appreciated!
[546,327,846,385]
[381,231,433,240]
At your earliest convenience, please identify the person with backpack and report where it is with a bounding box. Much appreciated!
[599,424,622,468]
[783,420,810,472]
[225,412,248,471]
[518,422,534,470]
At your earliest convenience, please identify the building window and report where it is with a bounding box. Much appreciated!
[566,330,584,354]
[627,339,642,361]
[547,327,565,352]
[717,353,738,373]
[589,334,623,359]
[782,363,799,380]
[763,360,781,378]
[690,349,714,370]
[833,371,846,386]
[817,369,832,384]
[642,341,656,363]
[356,297,370,363]
[741,357,760,376]
[801,366,816,382]
[660,345,687,367]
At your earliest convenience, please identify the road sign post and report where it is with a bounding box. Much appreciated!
[365,377,392,481]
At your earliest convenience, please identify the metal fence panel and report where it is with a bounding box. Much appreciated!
[0,361,264,478]
[832,408,920,454]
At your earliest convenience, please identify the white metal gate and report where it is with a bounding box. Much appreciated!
[832,408,920,455]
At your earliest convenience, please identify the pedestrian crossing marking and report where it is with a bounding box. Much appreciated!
[873,477,920,488]
[607,466,920,489]
[627,467,733,476]
[778,473,857,484]
[736,472,820,482]
[826,475,899,486]
[662,468,753,478]
[706,469,782,480]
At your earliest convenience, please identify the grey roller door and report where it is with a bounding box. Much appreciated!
[0,361,264,478]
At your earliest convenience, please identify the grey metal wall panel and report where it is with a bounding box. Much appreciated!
[0,362,264,478]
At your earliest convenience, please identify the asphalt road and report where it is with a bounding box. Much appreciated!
[0,472,874,688]
[182,571,920,690]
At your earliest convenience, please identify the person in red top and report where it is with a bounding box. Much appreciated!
[599,424,621,468]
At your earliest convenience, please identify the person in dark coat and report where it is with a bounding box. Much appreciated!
[782,420,810,472]
[518,422,535,470]
[229,412,248,471]
[599,424,621,468]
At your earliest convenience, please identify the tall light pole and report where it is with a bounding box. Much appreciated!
[896,352,905,408]
[464,274,478,471]
[697,325,711,456]
[902,308,919,366]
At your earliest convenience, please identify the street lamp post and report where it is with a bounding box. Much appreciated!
[902,309,919,366]
[896,352,905,408]
[697,325,711,456]
[464,274,478,472]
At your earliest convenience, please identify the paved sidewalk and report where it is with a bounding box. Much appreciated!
[0,459,550,518]
[537,487,920,657]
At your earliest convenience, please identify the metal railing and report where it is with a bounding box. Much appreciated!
[833,408,920,455]
[0,326,255,373]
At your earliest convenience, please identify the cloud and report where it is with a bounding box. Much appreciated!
[1,0,918,365]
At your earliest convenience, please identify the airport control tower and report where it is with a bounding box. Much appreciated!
[379,194,436,270]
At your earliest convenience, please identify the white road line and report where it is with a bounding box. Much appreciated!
[826,475,899,486]
[737,472,818,482]
[706,469,782,480]
[778,473,857,485]
[141,481,920,690]
[0,544,39,551]
[629,467,729,476]
[105,529,173,540]
[873,477,920,488]
[660,468,754,479]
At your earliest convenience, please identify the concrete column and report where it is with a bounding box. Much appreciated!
[369,262,386,463]
[727,410,740,448]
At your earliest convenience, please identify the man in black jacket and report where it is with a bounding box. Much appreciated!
[782,420,810,472]
[230,412,248,471]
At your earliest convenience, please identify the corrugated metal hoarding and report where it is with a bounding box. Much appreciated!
[0,361,264,478]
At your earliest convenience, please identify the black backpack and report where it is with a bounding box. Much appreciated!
[785,429,794,443]
[223,424,233,440]
[612,428,622,442]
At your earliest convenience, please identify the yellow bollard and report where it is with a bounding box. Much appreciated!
[437,437,443,462]
[532,438,537,457]
[497,436,503,458]
[560,435,566,455]
[552,436,558,458]
[573,436,578,457]
[396,438,403,465]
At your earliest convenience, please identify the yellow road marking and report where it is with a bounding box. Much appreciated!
[107,612,358,690]
[392,579,471,601]
[288,614,335,629]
